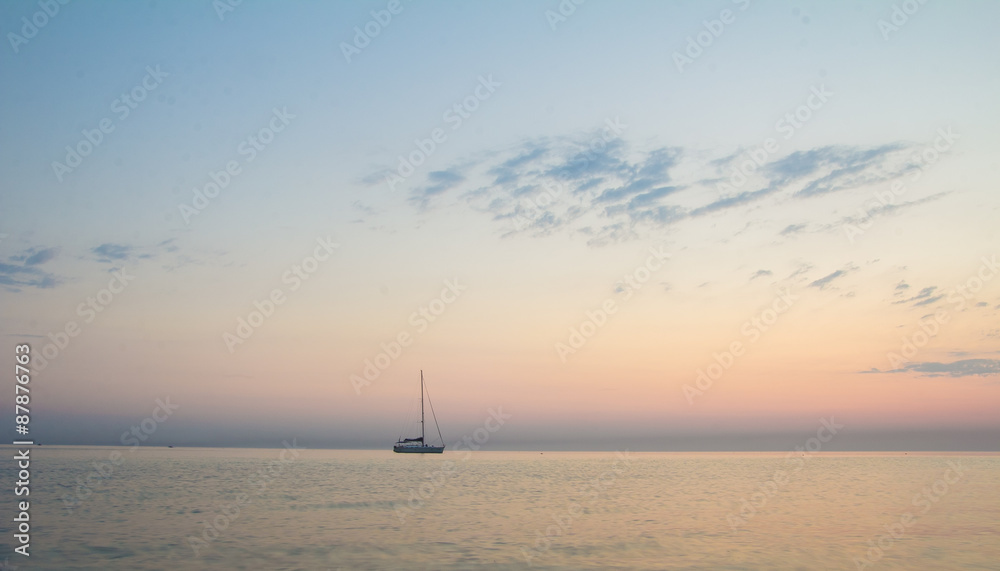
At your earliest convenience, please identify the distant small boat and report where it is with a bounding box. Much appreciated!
[393,370,445,454]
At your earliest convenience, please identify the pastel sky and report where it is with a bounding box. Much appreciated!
[1,0,998,450]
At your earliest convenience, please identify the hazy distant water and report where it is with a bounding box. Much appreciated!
[1,447,998,570]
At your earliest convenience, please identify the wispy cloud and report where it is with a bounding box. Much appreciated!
[779,224,806,236]
[894,286,936,304]
[488,144,548,186]
[809,264,858,290]
[23,247,60,265]
[810,271,845,289]
[93,243,132,261]
[92,239,178,265]
[1,247,64,291]
[837,192,950,231]
[379,127,935,248]
[788,144,908,197]
[914,294,944,307]
[891,285,946,308]
[0,263,61,290]
[409,168,466,210]
[863,359,1000,377]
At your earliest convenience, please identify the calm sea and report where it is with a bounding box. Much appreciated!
[1,447,997,570]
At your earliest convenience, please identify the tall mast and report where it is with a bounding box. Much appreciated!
[420,370,425,442]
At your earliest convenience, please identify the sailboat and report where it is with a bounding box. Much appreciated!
[393,370,445,453]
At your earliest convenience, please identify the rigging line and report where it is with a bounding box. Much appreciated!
[424,378,445,445]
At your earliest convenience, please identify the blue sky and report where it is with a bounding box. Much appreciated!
[1,0,999,450]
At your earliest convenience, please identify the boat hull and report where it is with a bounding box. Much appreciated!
[393,445,444,454]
